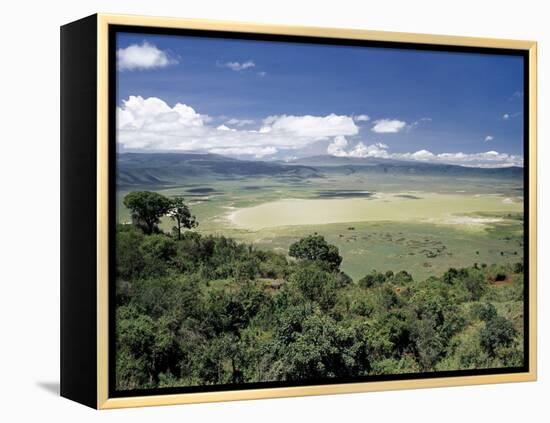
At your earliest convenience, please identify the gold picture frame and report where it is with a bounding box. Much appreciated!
[61,13,537,409]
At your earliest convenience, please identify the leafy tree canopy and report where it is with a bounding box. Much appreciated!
[288,234,342,271]
[123,191,172,235]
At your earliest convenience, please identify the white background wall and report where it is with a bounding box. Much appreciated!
[0,0,546,421]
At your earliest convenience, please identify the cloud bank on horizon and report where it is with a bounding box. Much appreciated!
[117,95,523,168]
[115,36,525,168]
[326,136,522,167]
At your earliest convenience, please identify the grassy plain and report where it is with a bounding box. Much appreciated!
[117,172,524,281]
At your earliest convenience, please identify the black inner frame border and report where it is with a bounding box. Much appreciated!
[107,23,530,399]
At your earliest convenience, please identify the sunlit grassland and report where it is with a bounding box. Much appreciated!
[228,194,521,229]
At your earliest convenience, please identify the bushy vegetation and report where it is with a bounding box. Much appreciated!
[115,191,525,390]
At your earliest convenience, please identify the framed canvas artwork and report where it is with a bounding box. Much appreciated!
[60,14,537,409]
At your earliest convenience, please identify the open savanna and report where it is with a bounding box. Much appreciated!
[114,153,526,389]
[116,157,524,281]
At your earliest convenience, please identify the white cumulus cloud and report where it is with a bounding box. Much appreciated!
[394,149,522,167]
[485,135,494,142]
[410,149,435,160]
[502,112,521,120]
[327,138,389,158]
[372,119,407,133]
[226,118,255,127]
[326,140,522,168]
[260,114,358,138]
[354,114,370,122]
[117,96,358,158]
[327,135,349,156]
[117,96,206,131]
[216,124,235,131]
[117,42,177,71]
[118,95,523,167]
[407,117,432,130]
[348,142,390,158]
[220,60,255,71]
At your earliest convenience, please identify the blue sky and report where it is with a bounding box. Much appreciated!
[116,32,524,167]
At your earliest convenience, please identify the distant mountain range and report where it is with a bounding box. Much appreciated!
[117,152,321,187]
[117,152,523,188]
[289,155,524,177]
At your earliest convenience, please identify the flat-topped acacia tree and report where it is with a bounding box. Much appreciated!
[123,191,172,235]
[168,196,198,240]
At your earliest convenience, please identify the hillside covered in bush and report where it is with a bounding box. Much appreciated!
[115,191,524,391]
